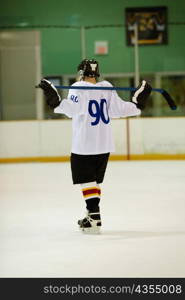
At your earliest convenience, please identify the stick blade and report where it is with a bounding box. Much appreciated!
[161,90,177,110]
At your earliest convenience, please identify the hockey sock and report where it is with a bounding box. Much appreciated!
[81,182,101,213]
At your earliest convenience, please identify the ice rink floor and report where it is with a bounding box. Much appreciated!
[0,160,185,278]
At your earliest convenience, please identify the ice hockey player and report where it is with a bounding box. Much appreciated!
[36,59,152,234]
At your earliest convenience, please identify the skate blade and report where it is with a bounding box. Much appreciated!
[80,226,101,235]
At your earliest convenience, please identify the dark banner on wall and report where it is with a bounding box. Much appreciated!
[125,6,168,46]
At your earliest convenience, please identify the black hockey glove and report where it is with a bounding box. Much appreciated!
[36,79,61,109]
[131,80,152,110]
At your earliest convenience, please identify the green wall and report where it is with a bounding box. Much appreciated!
[1,0,185,76]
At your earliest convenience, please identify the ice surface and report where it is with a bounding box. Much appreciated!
[0,161,185,277]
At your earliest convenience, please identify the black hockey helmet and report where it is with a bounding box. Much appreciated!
[77,59,100,78]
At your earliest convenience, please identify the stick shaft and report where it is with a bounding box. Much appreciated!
[55,85,163,92]
[54,85,177,110]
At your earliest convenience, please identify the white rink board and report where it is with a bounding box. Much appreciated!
[129,118,185,154]
[39,120,72,156]
[0,117,185,158]
[0,119,127,158]
[0,121,40,158]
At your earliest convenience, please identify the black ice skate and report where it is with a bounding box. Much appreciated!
[78,211,101,234]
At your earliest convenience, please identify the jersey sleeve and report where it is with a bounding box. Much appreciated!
[54,85,83,118]
[109,90,141,118]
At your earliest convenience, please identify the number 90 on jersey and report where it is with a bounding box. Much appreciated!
[88,99,110,126]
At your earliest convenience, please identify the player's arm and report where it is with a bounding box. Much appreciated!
[36,79,81,118]
[109,90,141,118]
[109,80,152,118]
[54,89,81,118]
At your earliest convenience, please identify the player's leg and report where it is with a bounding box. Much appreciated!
[70,153,101,233]
[95,153,110,185]
[78,153,110,233]
[78,181,101,233]
[81,181,101,212]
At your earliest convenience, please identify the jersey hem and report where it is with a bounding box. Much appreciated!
[71,150,115,155]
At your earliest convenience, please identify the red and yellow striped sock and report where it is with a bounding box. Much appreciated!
[81,182,101,212]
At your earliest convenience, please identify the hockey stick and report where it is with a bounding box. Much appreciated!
[55,85,177,110]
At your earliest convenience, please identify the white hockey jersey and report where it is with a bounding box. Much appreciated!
[54,80,141,155]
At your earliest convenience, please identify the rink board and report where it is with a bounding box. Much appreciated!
[0,117,185,162]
